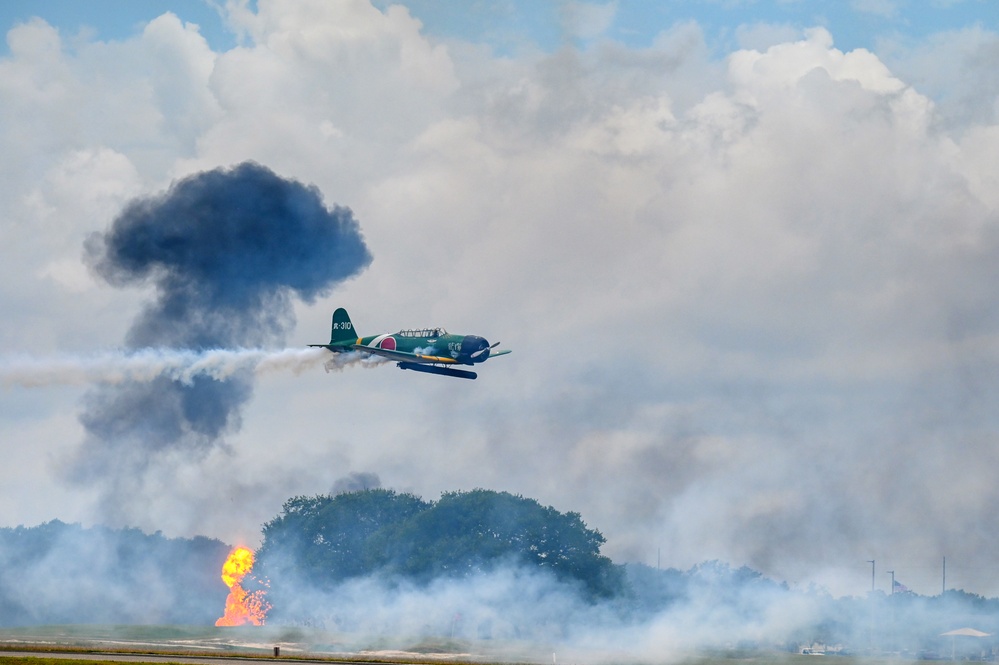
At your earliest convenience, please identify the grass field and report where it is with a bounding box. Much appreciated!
[0,654,959,665]
[0,627,967,665]
[0,624,540,663]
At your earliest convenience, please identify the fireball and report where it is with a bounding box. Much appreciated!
[215,546,270,626]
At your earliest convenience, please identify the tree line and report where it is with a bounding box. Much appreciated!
[3,488,999,656]
[0,520,229,625]
[255,488,620,602]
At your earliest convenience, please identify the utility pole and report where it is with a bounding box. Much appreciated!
[886,570,896,653]
[867,560,877,653]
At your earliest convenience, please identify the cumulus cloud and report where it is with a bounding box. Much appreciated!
[559,2,618,42]
[882,25,999,130]
[1,0,998,600]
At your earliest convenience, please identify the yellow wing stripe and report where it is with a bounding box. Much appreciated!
[416,355,458,364]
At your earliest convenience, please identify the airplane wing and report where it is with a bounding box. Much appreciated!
[339,345,459,364]
[314,343,507,364]
[361,346,510,363]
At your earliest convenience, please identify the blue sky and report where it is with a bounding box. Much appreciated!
[380,0,997,54]
[0,0,237,53]
[2,0,996,57]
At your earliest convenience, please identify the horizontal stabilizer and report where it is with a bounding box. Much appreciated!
[309,343,355,351]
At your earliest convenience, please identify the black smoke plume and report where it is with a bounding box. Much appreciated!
[69,162,371,522]
[331,472,382,495]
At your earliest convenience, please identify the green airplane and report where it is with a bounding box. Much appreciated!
[311,307,511,380]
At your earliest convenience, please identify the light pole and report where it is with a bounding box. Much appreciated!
[867,560,875,592]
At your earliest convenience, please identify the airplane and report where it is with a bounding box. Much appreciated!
[311,308,510,380]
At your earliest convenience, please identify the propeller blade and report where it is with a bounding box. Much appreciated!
[471,341,500,359]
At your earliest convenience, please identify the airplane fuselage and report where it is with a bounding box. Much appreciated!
[330,330,492,366]
[312,308,510,379]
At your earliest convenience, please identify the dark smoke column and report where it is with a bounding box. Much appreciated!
[70,162,372,523]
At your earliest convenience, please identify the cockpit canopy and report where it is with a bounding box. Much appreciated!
[397,327,446,338]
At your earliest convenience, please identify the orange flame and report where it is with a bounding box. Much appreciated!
[215,546,270,626]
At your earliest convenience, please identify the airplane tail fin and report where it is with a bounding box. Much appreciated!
[328,307,357,345]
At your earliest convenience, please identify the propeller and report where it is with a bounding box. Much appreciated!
[471,341,501,359]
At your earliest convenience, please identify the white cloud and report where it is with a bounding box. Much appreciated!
[880,25,999,130]
[559,1,618,41]
[1,0,999,599]
[735,22,803,51]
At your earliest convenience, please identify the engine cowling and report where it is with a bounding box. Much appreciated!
[461,335,491,363]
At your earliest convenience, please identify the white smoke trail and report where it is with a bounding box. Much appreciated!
[0,347,384,388]
[323,350,391,373]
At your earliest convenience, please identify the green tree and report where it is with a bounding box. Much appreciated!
[255,489,428,588]
[256,488,621,601]
[387,489,620,598]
